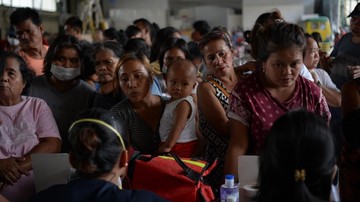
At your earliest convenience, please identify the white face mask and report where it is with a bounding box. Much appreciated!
[51,64,81,81]
[7,36,19,46]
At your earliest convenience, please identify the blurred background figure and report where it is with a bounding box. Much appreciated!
[125,25,142,39]
[133,18,154,47]
[10,7,48,76]
[0,27,20,52]
[191,20,211,42]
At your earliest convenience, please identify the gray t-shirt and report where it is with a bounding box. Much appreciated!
[29,76,96,152]
[330,33,360,89]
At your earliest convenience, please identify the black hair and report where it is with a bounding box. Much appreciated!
[193,20,211,36]
[251,21,305,62]
[103,28,121,43]
[68,108,128,177]
[311,32,323,43]
[93,41,124,59]
[10,7,42,26]
[81,44,96,81]
[198,29,233,52]
[43,34,83,78]
[124,38,150,59]
[133,18,155,42]
[158,37,191,72]
[64,16,83,32]
[0,51,35,95]
[257,109,335,202]
[125,25,141,39]
[250,9,283,49]
[118,30,128,46]
[150,26,181,62]
[188,41,202,60]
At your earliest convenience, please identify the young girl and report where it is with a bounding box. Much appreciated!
[158,59,198,157]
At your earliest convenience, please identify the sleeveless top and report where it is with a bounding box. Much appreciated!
[199,76,230,191]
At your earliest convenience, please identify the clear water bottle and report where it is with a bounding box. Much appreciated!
[220,174,239,202]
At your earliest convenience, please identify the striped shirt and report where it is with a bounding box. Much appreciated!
[111,98,166,154]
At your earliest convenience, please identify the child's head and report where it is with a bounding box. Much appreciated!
[166,59,197,100]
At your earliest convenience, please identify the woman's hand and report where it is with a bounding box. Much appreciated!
[347,66,360,80]
[0,157,29,185]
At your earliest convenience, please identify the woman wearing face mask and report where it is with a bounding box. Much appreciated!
[29,34,96,152]
[29,108,167,202]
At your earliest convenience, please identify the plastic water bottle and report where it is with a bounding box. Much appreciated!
[220,174,239,202]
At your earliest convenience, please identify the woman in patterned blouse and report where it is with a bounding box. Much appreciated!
[224,21,331,179]
[197,28,239,193]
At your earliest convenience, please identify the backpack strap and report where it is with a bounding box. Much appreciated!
[168,153,202,184]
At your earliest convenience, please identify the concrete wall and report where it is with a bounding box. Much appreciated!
[242,0,314,30]
[103,0,168,29]
[242,4,305,30]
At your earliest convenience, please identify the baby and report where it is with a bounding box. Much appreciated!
[158,59,198,157]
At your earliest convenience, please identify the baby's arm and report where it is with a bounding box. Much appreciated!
[158,100,192,153]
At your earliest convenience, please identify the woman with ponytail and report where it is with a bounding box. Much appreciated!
[30,109,167,202]
[257,109,336,202]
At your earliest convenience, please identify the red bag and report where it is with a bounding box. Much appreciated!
[127,153,217,202]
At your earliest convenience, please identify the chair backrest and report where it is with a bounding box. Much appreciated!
[31,153,72,192]
[238,155,259,186]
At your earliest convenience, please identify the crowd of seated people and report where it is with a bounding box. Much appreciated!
[1,4,360,202]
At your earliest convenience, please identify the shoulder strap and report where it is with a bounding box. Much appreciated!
[208,78,230,97]
[168,153,202,184]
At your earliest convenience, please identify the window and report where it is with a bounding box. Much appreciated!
[0,0,57,12]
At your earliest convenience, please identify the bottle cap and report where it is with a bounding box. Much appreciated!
[225,174,234,180]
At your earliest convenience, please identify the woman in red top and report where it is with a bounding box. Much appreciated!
[224,21,331,178]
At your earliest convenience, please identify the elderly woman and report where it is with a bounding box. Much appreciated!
[30,109,166,201]
[0,51,61,202]
[224,22,331,178]
[111,52,167,154]
[29,34,96,152]
[93,41,126,110]
[303,34,341,107]
[197,28,239,191]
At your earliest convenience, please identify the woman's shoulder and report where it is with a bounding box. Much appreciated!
[22,96,49,107]
[233,72,260,94]
[111,99,132,113]
[297,76,322,96]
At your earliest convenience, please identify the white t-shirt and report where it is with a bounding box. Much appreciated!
[300,64,314,82]
[159,96,197,143]
[314,68,340,92]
